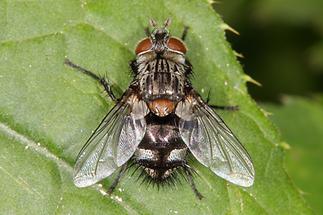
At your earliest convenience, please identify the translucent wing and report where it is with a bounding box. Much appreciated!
[176,94,255,187]
[73,94,148,187]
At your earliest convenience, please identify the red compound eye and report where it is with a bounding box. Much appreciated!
[135,38,153,55]
[167,37,187,53]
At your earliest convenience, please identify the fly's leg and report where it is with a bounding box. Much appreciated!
[144,27,150,37]
[210,105,239,111]
[107,164,128,195]
[206,90,239,111]
[181,26,189,41]
[185,169,204,200]
[64,59,118,102]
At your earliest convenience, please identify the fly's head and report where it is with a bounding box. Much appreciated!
[135,18,187,62]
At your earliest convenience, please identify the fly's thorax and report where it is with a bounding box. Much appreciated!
[135,57,187,104]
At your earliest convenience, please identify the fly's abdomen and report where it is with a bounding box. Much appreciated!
[134,113,188,181]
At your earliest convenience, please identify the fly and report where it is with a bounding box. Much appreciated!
[65,19,255,199]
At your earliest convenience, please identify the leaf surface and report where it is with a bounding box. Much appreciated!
[265,96,323,214]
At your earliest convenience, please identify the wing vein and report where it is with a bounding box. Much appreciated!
[93,105,126,175]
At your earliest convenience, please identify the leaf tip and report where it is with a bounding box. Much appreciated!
[233,50,244,58]
[280,141,291,150]
[259,107,272,117]
[243,75,262,86]
[207,0,220,5]
[220,23,240,35]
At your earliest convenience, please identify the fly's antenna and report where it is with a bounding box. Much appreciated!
[149,19,157,28]
[149,18,171,42]
[149,18,172,28]
[164,18,171,28]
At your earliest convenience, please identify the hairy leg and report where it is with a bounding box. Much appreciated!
[181,26,189,41]
[185,169,203,200]
[144,27,150,37]
[210,105,239,111]
[107,164,128,195]
[206,90,239,111]
[64,59,118,102]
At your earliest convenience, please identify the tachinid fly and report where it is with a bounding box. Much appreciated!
[65,19,255,199]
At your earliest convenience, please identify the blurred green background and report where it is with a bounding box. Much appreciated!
[215,0,323,102]
[214,0,323,213]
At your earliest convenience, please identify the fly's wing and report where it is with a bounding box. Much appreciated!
[176,94,255,187]
[73,93,149,187]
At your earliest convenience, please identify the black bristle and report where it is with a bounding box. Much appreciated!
[127,160,197,190]
[131,165,141,177]
[126,153,203,199]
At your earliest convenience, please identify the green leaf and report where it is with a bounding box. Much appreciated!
[0,0,312,214]
[264,96,323,214]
